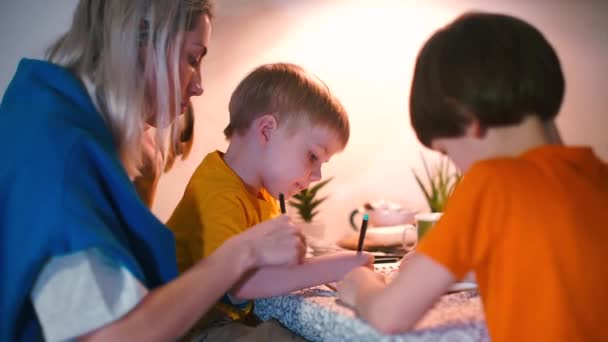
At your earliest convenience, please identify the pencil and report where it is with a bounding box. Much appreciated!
[356,213,369,253]
[279,193,286,214]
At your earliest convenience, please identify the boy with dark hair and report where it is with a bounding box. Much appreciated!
[338,12,608,342]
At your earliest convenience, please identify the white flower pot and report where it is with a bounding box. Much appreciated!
[298,220,326,240]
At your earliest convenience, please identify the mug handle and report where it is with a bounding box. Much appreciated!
[349,208,361,231]
[402,224,418,251]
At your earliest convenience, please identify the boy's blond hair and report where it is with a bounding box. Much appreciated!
[225,63,349,146]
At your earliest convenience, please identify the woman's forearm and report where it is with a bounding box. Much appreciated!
[81,238,254,341]
[232,252,368,299]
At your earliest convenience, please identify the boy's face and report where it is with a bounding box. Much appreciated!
[261,120,343,199]
[431,135,480,173]
[430,119,489,173]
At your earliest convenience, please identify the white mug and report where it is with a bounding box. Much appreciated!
[401,224,418,251]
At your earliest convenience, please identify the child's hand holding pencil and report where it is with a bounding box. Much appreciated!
[356,214,369,253]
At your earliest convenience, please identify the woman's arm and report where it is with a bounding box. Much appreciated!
[80,215,304,341]
[79,236,251,341]
[230,251,373,299]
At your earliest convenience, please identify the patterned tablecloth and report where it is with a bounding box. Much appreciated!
[254,286,488,342]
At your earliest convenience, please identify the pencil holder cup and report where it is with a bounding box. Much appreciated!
[415,212,443,241]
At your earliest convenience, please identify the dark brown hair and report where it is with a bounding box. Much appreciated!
[410,12,564,147]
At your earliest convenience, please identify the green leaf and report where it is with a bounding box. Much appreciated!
[413,152,460,212]
[308,177,333,198]
[309,196,328,211]
[421,153,439,199]
[288,177,333,223]
[412,169,432,204]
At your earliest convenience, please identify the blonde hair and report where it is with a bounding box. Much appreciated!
[164,103,195,172]
[47,0,212,176]
[225,63,350,147]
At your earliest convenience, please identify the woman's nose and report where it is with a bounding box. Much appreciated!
[189,72,203,96]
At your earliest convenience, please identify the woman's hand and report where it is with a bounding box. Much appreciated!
[231,215,306,270]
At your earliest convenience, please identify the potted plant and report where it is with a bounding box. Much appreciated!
[412,153,461,239]
[288,177,333,240]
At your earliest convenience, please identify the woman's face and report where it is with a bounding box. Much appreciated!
[178,14,211,114]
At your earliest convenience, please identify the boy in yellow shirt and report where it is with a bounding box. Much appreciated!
[337,12,608,342]
[168,63,371,324]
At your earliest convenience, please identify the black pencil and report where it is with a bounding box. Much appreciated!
[356,213,369,253]
[279,193,286,214]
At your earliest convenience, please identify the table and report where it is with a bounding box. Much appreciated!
[254,286,488,341]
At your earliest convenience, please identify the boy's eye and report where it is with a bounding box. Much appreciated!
[309,153,319,163]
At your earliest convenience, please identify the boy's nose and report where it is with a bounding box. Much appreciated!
[310,167,322,182]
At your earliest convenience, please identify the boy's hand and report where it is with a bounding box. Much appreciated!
[337,267,386,308]
[239,215,306,268]
[360,253,375,269]
[328,251,375,269]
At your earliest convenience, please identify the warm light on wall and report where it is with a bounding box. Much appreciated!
[153,0,608,241]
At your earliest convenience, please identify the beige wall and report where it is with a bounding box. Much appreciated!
[152,0,608,241]
[1,1,606,241]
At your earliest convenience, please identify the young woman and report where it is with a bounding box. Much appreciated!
[0,1,305,340]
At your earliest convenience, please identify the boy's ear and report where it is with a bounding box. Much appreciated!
[256,114,278,144]
[466,119,487,139]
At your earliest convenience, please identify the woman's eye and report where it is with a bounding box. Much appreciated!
[188,54,201,68]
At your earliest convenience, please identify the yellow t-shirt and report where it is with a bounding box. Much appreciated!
[167,151,279,321]
[417,146,608,342]
[167,150,280,272]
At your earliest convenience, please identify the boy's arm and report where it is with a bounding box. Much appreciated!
[230,251,373,299]
[337,252,455,334]
[336,165,497,334]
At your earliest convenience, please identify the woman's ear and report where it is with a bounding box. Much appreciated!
[256,114,278,144]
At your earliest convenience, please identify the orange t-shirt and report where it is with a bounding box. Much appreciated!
[417,146,608,342]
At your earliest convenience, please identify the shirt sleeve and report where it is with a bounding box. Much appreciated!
[416,163,506,280]
[198,192,250,257]
[31,248,148,341]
